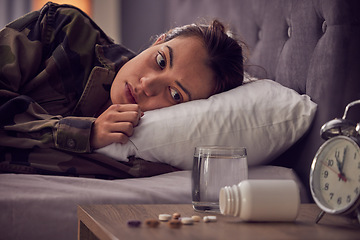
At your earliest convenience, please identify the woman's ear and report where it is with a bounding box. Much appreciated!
[153,34,166,46]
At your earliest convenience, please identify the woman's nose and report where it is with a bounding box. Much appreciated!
[139,75,166,97]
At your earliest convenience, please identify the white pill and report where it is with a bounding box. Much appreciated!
[180,217,194,225]
[158,214,172,221]
[207,216,217,221]
[203,216,217,222]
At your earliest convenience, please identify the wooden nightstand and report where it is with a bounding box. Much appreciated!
[78,204,360,240]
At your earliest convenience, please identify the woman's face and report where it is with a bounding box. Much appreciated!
[110,36,215,111]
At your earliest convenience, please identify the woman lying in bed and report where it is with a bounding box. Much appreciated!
[0,2,244,177]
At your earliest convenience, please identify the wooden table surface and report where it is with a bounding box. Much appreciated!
[78,204,360,240]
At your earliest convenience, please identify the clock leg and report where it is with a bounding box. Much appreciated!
[315,210,326,224]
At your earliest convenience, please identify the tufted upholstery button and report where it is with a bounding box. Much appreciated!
[287,26,292,38]
[66,138,76,149]
[322,21,327,33]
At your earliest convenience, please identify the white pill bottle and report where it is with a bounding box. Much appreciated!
[219,179,300,222]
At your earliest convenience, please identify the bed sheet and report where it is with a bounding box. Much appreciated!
[0,166,308,240]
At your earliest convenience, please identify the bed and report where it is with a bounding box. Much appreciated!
[1,0,360,239]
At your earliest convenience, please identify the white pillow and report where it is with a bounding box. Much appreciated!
[96,79,317,170]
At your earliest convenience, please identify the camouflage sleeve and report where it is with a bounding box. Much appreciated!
[0,96,95,153]
[0,3,103,153]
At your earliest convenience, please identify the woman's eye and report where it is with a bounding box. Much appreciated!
[156,52,166,69]
[169,87,182,103]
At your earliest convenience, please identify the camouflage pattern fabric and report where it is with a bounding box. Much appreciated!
[0,2,179,178]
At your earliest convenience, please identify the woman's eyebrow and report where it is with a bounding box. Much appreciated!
[166,45,173,68]
[175,80,192,101]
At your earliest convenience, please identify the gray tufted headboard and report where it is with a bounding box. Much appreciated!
[166,0,360,197]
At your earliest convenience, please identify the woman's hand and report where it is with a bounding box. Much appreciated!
[91,104,143,149]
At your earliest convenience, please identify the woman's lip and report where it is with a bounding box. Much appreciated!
[125,83,137,104]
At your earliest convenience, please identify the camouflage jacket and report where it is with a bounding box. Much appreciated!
[0,2,178,178]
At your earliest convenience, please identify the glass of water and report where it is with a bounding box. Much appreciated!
[192,146,248,212]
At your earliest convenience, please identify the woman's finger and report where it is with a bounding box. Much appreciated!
[107,132,130,144]
[111,104,143,116]
[108,121,134,137]
[106,105,142,126]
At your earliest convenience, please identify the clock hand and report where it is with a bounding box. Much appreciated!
[338,147,348,182]
[335,150,347,182]
[335,151,342,172]
[321,160,347,182]
[341,146,348,172]
[321,161,340,175]
[338,173,347,182]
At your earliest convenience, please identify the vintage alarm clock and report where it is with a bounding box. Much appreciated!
[310,100,360,224]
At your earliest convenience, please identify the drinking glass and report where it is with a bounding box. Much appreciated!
[192,146,248,212]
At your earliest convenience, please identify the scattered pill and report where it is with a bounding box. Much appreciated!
[145,219,160,228]
[172,212,181,219]
[127,220,141,227]
[159,214,172,221]
[208,216,217,222]
[180,217,194,225]
[168,219,182,228]
[191,215,201,222]
[203,217,211,223]
[203,216,217,223]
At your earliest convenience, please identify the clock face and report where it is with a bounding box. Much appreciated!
[310,136,360,214]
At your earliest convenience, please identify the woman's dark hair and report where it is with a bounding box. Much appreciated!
[162,19,246,94]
